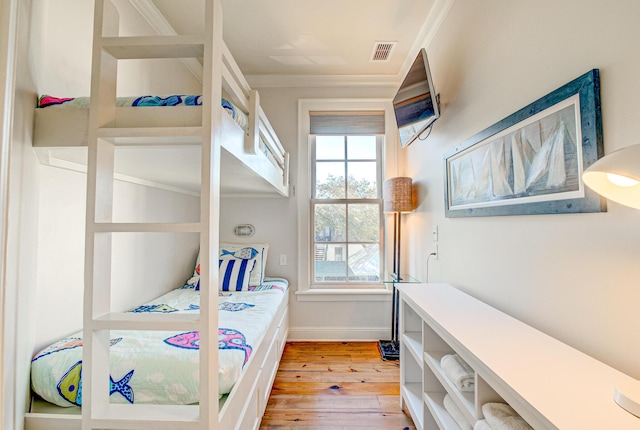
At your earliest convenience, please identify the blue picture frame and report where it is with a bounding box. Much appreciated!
[444,69,605,218]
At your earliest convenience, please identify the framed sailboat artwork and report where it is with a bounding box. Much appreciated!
[444,69,605,217]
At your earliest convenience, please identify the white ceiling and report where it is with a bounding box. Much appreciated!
[148,0,441,86]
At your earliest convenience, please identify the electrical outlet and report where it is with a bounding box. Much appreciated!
[433,244,438,260]
[432,225,438,242]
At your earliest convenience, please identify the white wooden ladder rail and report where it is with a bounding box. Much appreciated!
[82,1,222,429]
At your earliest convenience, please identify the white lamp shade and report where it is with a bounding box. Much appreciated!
[582,144,640,210]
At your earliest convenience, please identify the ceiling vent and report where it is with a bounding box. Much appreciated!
[370,41,397,62]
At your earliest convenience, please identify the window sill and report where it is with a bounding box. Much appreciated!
[295,288,392,302]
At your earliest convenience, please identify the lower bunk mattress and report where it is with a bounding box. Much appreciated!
[30,277,288,407]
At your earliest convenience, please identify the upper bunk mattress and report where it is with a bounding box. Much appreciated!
[30,277,288,407]
[38,94,250,130]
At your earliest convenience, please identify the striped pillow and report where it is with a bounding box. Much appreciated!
[218,258,256,292]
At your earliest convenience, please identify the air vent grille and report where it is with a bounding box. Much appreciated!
[370,41,397,62]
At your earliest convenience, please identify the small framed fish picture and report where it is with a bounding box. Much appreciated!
[444,69,606,217]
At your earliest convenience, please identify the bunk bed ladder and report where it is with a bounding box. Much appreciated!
[82,0,223,428]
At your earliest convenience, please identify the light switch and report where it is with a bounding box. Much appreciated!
[432,225,438,242]
[279,254,287,266]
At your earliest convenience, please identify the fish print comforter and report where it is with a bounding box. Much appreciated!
[30,278,287,407]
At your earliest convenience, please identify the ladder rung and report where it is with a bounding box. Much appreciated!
[97,126,203,146]
[90,404,200,429]
[101,35,204,59]
[89,312,201,331]
[90,222,202,233]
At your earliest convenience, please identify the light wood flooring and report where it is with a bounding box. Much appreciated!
[259,341,416,430]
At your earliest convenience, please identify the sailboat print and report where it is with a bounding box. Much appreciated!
[489,138,513,197]
[511,133,526,195]
[546,120,568,188]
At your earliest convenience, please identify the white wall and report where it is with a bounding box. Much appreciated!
[2,1,40,428]
[34,166,200,352]
[224,84,401,340]
[404,0,640,378]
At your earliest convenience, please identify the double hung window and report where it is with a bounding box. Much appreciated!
[310,112,384,287]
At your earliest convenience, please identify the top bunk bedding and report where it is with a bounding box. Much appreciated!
[32,91,290,197]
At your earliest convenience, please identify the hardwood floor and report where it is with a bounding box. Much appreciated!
[260,341,416,430]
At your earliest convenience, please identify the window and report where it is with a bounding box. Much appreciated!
[312,135,383,285]
[297,99,395,297]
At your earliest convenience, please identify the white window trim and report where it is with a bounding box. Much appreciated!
[297,99,399,300]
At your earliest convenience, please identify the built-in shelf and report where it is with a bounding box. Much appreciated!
[402,383,423,430]
[423,391,460,430]
[397,283,640,430]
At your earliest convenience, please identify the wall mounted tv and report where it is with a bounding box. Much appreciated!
[393,48,440,148]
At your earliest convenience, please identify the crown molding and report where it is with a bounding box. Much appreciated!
[399,0,456,78]
[245,74,402,89]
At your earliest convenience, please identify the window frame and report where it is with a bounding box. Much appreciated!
[297,99,399,300]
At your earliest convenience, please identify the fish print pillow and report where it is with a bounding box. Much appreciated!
[185,243,269,289]
[219,243,269,287]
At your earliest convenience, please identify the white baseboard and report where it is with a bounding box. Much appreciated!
[287,326,389,341]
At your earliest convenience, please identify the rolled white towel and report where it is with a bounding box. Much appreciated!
[441,353,475,392]
[474,419,493,430]
[444,394,473,430]
[482,402,533,430]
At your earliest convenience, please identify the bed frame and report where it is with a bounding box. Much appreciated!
[31,27,289,199]
[24,290,289,430]
[25,0,288,428]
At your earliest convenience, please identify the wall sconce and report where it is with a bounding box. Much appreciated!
[582,144,640,210]
[234,224,255,237]
[582,143,640,417]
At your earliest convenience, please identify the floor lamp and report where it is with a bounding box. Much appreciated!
[378,177,413,360]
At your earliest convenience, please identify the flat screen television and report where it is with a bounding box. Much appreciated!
[393,48,440,148]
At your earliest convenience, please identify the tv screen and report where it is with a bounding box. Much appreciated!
[393,48,439,148]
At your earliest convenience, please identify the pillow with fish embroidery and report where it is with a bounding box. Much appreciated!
[220,242,269,287]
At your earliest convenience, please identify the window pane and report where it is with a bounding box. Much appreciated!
[316,135,344,160]
[314,244,347,282]
[348,244,380,282]
[348,204,380,242]
[315,162,345,199]
[314,204,346,242]
[347,135,377,160]
[347,161,377,198]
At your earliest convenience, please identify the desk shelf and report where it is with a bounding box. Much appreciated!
[397,283,640,430]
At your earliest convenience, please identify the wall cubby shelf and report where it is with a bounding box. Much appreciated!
[397,283,640,429]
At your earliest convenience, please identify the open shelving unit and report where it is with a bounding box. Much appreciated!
[397,283,640,430]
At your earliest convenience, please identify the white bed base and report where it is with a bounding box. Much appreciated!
[24,291,288,430]
[32,43,289,198]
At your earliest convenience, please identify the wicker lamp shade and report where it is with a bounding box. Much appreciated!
[383,177,413,213]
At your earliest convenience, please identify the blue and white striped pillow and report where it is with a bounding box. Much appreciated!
[218,258,256,291]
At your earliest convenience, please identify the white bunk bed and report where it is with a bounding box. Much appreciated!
[31,40,290,199]
[25,1,289,429]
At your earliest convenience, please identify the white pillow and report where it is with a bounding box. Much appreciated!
[219,243,269,287]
